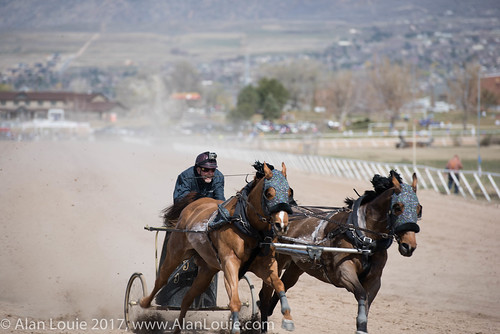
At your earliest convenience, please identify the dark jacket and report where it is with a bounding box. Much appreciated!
[173,166,225,203]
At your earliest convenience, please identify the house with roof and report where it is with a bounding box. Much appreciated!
[481,73,500,110]
[0,91,126,121]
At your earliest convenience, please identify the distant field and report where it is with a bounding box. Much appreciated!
[245,135,500,174]
[0,22,341,70]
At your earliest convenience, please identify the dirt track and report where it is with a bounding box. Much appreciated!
[0,139,499,334]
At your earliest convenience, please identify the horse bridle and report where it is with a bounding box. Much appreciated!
[386,183,421,241]
[243,172,293,231]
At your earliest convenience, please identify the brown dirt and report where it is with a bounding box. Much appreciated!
[0,139,499,334]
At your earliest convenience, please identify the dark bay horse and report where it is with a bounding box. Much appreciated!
[140,162,296,334]
[259,170,422,334]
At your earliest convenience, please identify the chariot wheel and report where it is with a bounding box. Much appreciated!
[124,272,148,330]
[237,274,259,321]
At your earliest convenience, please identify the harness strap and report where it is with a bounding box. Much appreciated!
[345,196,393,254]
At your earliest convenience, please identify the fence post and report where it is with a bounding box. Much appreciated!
[348,160,362,180]
[487,174,500,200]
[461,172,477,199]
[438,171,451,195]
[425,168,440,193]
[473,173,491,202]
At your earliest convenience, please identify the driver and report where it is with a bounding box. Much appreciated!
[173,151,225,203]
[157,151,224,308]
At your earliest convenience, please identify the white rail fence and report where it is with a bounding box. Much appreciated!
[173,143,500,203]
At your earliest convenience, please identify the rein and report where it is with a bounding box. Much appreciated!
[291,204,393,241]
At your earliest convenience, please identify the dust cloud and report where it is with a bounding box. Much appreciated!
[1,137,499,334]
[0,139,197,320]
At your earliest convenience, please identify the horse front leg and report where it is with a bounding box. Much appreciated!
[356,298,368,334]
[258,283,274,333]
[362,268,383,321]
[253,257,294,332]
[259,259,302,333]
[221,257,243,334]
[337,262,369,334]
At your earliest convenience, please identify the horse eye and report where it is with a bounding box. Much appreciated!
[417,205,423,220]
[392,203,404,215]
[288,188,293,198]
[265,188,275,200]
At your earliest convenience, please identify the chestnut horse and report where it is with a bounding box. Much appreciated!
[259,170,422,334]
[140,162,296,334]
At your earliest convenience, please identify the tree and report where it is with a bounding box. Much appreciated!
[229,85,259,121]
[368,57,413,129]
[262,94,281,120]
[315,70,358,129]
[115,72,161,117]
[448,62,480,131]
[257,59,322,111]
[202,82,232,115]
[166,61,201,94]
[256,78,288,111]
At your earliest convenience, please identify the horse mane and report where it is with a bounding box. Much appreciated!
[252,160,274,179]
[345,170,403,209]
[234,160,269,197]
[161,192,203,227]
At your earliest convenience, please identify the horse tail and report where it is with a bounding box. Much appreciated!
[161,192,202,227]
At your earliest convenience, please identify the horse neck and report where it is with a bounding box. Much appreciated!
[245,177,270,231]
[363,188,394,233]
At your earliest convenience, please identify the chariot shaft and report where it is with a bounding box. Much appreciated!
[268,242,370,256]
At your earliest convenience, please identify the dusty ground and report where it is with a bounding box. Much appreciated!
[0,139,499,334]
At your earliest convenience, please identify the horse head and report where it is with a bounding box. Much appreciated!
[250,161,293,234]
[388,171,422,257]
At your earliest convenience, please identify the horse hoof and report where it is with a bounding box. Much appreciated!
[139,298,150,309]
[355,331,368,334]
[281,319,295,331]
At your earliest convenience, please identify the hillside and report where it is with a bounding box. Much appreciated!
[1,0,498,32]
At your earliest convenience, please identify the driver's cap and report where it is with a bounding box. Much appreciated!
[195,151,218,169]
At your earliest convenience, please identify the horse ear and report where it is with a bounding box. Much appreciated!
[263,162,273,180]
[412,172,418,193]
[281,162,287,178]
[392,173,402,194]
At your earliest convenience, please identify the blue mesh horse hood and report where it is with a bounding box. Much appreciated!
[252,161,293,215]
[391,183,420,233]
[263,169,293,215]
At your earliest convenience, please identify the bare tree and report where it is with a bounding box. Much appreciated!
[257,59,323,111]
[447,62,480,131]
[166,60,201,94]
[368,57,413,129]
[315,70,358,129]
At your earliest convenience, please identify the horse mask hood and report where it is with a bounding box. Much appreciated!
[263,170,293,215]
[390,183,420,233]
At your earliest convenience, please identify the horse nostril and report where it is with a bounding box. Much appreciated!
[399,243,415,256]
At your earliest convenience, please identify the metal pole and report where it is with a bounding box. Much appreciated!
[477,67,482,175]
[269,242,370,254]
[413,120,417,172]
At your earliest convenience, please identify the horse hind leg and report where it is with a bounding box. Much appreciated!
[175,259,218,334]
[140,244,189,308]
